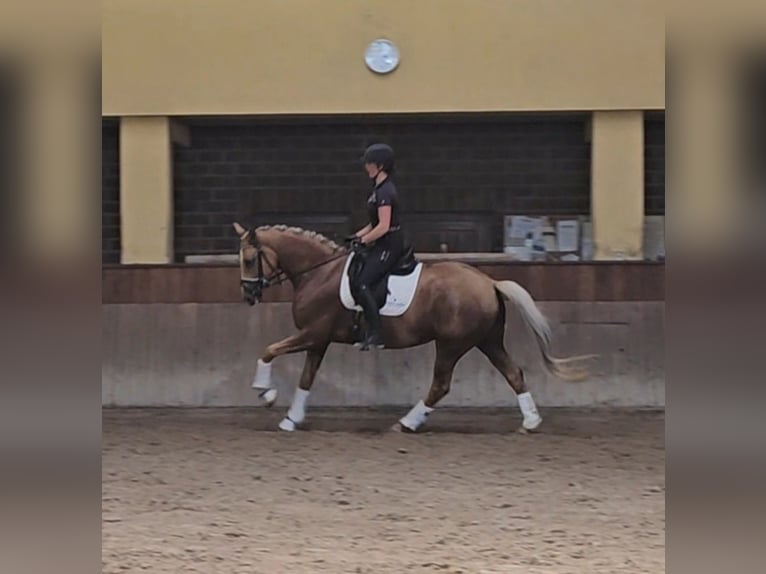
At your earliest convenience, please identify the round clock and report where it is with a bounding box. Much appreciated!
[364,39,400,74]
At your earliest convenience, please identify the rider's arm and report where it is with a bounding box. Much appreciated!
[354,224,373,238]
[361,207,391,244]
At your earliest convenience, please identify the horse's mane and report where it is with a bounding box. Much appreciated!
[254,224,342,252]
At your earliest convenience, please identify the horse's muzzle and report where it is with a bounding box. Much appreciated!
[241,279,264,305]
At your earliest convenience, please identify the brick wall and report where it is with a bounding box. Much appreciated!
[173,114,591,259]
[102,120,121,264]
[644,112,665,215]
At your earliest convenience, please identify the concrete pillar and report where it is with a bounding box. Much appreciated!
[590,111,645,260]
[119,116,174,263]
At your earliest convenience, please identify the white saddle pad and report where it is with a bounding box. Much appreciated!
[339,254,424,317]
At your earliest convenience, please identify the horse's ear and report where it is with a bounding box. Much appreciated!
[233,222,247,237]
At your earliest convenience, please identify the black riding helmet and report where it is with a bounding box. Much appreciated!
[362,143,395,174]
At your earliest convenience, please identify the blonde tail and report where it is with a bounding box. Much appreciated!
[493,281,597,382]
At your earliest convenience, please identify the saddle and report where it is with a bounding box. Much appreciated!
[348,245,418,307]
[347,246,418,343]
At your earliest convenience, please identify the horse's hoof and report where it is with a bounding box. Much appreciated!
[278,418,297,432]
[517,423,542,435]
[260,388,277,407]
[392,422,418,433]
[522,416,543,432]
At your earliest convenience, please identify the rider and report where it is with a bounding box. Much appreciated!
[348,143,407,351]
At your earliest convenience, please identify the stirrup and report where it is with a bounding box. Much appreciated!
[354,335,385,351]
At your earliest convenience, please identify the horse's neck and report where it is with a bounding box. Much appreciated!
[291,256,346,312]
[269,235,337,284]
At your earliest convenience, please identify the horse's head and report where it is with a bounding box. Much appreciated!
[233,222,280,305]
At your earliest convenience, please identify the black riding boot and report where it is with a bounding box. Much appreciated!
[354,285,384,350]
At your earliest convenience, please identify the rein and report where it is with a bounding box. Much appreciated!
[240,246,350,293]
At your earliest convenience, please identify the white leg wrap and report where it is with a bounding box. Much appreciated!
[399,400,434,432]
[252,359,273,390]
[278,418,296,432]
[517,391,542,430]
[279,388,310,431]
[260,388,278,405]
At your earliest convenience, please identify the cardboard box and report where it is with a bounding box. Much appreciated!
[555,219,580,252]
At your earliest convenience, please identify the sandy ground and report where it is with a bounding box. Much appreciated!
[103,408,665,574]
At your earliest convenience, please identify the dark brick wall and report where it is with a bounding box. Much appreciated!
[102,121,120,264]
[173,114,591,259]
[644,112,665,215]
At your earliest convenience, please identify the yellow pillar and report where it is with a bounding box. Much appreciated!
[120,116,173,263]
[671,50,737,254]
[21,57,91,263]
[590,110,645,260]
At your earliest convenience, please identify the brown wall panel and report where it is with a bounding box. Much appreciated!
[103,262,664,304]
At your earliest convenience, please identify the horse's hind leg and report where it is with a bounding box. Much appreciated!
[396,341,469,433]
[479,330,542,432]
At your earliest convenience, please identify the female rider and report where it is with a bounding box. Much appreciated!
[348,143,407,350]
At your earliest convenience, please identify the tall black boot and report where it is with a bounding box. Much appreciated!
[354,285,384,350]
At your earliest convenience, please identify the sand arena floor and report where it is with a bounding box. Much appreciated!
[103,408,665,573]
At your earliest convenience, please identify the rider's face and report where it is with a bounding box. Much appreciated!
[364,162,380,179]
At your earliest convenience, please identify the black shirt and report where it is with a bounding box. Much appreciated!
[367,179,401,229]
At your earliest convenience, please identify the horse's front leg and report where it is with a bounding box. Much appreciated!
[251,331,313,406]
[278,345,328,432]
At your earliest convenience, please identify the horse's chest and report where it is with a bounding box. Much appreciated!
[291,289,335,328]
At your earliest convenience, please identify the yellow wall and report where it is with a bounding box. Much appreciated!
[119,117,174,264]
[670,51,739,253]
[22,58,91,262]
[591,111,645,260]
[102,0,665,116]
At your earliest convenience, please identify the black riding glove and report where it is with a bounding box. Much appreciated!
[343,234,359,247]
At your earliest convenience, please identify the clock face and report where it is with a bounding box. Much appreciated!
[364,39,400,74]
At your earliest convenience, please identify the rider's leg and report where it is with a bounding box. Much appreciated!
[354,284,384,349]
[353,249,387,350]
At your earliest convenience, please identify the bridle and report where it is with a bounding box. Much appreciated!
[239,233,350,305]
[239,246,278,304]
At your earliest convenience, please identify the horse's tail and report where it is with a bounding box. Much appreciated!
[493,280,597,382]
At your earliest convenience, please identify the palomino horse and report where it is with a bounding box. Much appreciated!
[233,222,593,433]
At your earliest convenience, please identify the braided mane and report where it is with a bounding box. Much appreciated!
[255,224,343,252]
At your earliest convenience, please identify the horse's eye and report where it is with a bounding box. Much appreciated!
[244,257,255,269]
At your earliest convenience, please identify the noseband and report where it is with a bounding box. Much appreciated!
[240,247,286,304]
